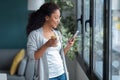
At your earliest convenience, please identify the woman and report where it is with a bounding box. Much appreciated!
[26,2,75,80]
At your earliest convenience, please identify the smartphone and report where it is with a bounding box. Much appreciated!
[71,30,79,40]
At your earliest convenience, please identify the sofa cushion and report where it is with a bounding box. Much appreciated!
[0,49,22,70]
[10,49,25,75]
[7,75,25,80]
[17,57,27,76]
[0,70,9,74]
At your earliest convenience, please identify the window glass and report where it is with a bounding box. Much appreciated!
[83,0,90,65]
[93,0,104,78]
[112,11,120,80]
[77,0,82,55]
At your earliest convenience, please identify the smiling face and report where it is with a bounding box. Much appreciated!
[45,9,61,29]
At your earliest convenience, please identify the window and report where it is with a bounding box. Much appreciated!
[77,0,82,55]
[76,0,120,80]
[112,10,120,80]
[83,0,90,65]
[93,0,104,78]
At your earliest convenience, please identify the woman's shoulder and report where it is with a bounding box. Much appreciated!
[31,27,42,34]
[34,27,42,33]
[28,27,43,38]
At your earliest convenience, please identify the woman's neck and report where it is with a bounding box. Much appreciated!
[42,24,55,39]
[43,24,53,32]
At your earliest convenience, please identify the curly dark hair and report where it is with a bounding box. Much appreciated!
[26,2,60,36]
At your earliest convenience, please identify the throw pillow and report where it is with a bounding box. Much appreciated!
[17,57,27,76]
[10,49,25,75]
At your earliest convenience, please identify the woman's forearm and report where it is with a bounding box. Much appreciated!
[64,46,71,55]
[34,44,48,60]
[64,39,75,55]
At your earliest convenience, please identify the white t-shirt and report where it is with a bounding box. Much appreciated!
[43,36,64,78]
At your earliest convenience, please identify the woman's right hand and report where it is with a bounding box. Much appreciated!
[45,38,57,47]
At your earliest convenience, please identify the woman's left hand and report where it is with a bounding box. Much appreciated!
[67,38,75,48]
[64,38,75,55]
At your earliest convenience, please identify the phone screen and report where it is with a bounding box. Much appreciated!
[72,31,79,39]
